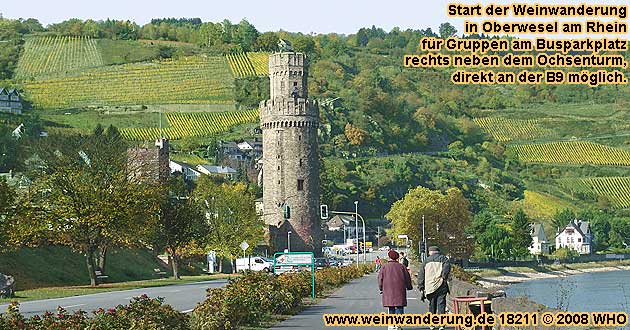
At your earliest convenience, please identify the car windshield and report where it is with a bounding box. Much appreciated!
[262,257,273,263]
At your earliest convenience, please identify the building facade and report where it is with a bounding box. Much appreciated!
[0,88,23,114]
[260,52,321,254]
[555,219,593,254]
[529,223,549,255]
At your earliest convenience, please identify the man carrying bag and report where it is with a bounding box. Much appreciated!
[418,246,451,329]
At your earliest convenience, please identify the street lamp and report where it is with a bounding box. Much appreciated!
[287,231,292,252]
[354,201,359,267]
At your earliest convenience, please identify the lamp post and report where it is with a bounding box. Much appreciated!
[354,201,359,267]
[287,231,292,252]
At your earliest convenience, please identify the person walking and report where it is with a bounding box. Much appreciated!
[399,252,409,268]
[378,250,412,330]
[418,246,451,329]
[375,256,382,272]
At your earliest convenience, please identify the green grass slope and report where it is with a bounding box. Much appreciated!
[0,246,170,290]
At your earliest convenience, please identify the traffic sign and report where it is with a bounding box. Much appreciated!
[240,241,249,251]
[275,253,313,265]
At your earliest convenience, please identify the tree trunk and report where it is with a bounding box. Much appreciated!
[232,258,236,274]
[171,250,180,280]
[98,245,108,273]
[86,248,98,287]
[218,258,223,273]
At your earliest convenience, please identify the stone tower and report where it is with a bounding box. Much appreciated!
[260,52,321,254]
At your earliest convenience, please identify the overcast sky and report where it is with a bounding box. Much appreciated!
[2,0,627,35]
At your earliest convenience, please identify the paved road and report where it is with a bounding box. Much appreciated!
[0,279,228,317]
[270,270,430,330]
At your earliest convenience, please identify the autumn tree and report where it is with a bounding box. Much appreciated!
[386,186,473,259]
[193,176,263,273]
[151,176,206,279]
[22,126,160,286]
[344,123,369,146]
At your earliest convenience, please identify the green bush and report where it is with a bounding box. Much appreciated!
[1,265,372,330]
[189,264,373,330]
[0,295,187,330]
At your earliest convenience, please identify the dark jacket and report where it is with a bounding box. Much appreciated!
[378,260,413,307]
[418,253,450,295]
[401,256,409,267]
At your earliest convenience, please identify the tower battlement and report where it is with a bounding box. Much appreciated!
[268,52,308,99]
[269,52,306,70]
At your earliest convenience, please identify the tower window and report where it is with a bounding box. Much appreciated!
[293,82,298,86]
[297,179,304,191]
[299,159,303,167]
[277,166,280,171]
[278,180,281,185]
[298,135,301,141]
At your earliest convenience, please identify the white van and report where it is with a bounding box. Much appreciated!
[235,256,273,272]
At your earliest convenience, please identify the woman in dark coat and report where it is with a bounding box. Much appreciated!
[378,250,413,315]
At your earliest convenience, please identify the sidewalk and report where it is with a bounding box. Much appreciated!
[269,271,429,329]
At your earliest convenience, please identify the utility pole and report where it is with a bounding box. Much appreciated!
[422,215,426,262]
[377,226,380,248]
[354,201,359,267]
[287,231,292,252]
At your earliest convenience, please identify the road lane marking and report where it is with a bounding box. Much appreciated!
[62,304,85,308]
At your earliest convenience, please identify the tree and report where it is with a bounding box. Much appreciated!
[22,128,160,286]
[254,32,279,51]
[344,123,369,146]
[511,209,531,258]
[151,176,206,279]
[356,28,369,47]
[386,186,473,259]
[193,176,263,273]
[552,208,575,233]
[0,177,15,251]
[438,22,457,38]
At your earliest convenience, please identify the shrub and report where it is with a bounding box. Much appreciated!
[0,295,187,330]
[190,264,373,330]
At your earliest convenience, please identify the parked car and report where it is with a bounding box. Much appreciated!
[378,245,390,251]
[327,257,342,267]
[314,258,330,270]
[322,246,334,256]
[235,256,274,272]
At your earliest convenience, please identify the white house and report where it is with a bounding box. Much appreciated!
[555,219,593,254]
[169,160,201,181]
[196,165,237,180]
[529,223,549,255]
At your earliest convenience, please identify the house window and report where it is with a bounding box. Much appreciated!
[297,179,304,191]
[577,238,581,242]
